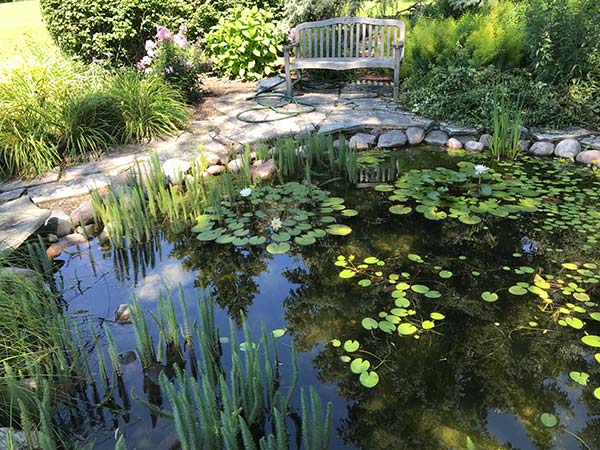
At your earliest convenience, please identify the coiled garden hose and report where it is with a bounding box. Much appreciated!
[235,93,316,123]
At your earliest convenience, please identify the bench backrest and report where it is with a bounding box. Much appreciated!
[295,17,405,59]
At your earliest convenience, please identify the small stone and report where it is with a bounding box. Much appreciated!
[118,351,137,365]
[377,130,407,148]
[162,158,191,183]
[115,304,131,324]
[479,134,493,150]
[47,233,58,243]
[406,127,425,145]
[250,159,275,180]
[518,140,531,152]
[464,141,484,152]
[257,75,285,93]
[446,138,463,149]
[41,210,73,237]
[46,233,89,259]
[227,159,243,173]
[424,130,449,147]
[529,141,555,156]
[206,164,225,175]
[70,200,95,226]
[202,152,221,166]
[332,139,341,150]
[575,150,600,166]
[76,224,96,237]
[554,139,581,158]
[349,133,376,150]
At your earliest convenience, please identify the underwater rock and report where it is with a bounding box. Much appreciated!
[554,139,581,158]
[70,200,94,226]
[118,351,137,365]
[424,130,449,147]
[377,130,407,148]
[446,138,463,149]
[528,141,554,156]
[406,127,425,145]
[349,133,376,149]
[115,304,131,324]
[464,141,484,152]
[46,233,89,259]
[520,235,538,255]
[576,150,600,166]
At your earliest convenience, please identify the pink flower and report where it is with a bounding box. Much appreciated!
[145,40,156,57]
[173,32,188,48]
[184,60,193,68]
[156,26,172,42]
[144,67,153,75]
[179,24,187,33]
[137,55,152,69]
[287,27,297,42]
[165,66,174,74]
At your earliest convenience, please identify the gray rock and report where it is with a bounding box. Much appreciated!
[0,196,51,252]
[377,130,407,148]
[442,124,478,136]
[465,141,484,152]
[257,76,285,93]
[162,158,191,183]
[425,130,449,147]
[70,200,95,226]
[206,164,225,175]
[554,139,581,158]
[575,150,600,166]
[318,110,433,135]
[446,138,463,149]
[580,135,600,150]
[227,159,243,173]
[202,152,221,166]
[115,304,131,324]
[479,134,493,150]
[0,188,25,203]
[47,233,58,243]
[42,210,73,238]
[250,159,275,179]
[349,133,376,150]
[518,140,531,152]
[531,127,593,142]
[529,141,555,156]
[0,427,27,450]
[406,127,425,145]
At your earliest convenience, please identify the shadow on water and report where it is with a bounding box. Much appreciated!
[52,148,600,450]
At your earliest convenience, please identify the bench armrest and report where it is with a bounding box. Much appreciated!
[284,42,300,54]
[392,43,404,49]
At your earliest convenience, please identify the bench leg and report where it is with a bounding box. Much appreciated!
[394,51,401,101]
[284,53,292,97]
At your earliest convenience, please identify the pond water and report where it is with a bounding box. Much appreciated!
[54,147,600,450]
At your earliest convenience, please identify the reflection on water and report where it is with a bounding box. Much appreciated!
[54,149,600,450]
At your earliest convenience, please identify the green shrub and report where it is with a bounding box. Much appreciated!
[106,70,190,142]
[404,1,526,75]
[399,66,599,130]
[204,6,283,80]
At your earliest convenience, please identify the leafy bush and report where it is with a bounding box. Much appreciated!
[204,6,283,80]
[525,0,600,85]
[399,66,599,130]
[404,1,526,75]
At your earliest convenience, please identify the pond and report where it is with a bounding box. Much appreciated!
[53,147,600,450]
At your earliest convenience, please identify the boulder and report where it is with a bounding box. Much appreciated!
[250,159,275,180]
[206,164,225,175]
[227,159,243,173]
[349,133,376,150]
[377,130,407,148]
[202,152,221,166]
[554,139,581,158]
[575,150,600,166]
[162,158,191,183]
[46,233,89,259]
[41,210,73,238]
[528,141,555,156]
[479,134,493,150]
[424,130,449,147]
[115,304,132,324]
[518,140,531,152]
[0,196,51,252]
[406,127,425,145]
[257,75,285,93]
[70,200,95,226]
[446,138,463,149]
[464,141,484,152]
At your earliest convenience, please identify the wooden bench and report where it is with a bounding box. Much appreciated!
[284,17,406,100]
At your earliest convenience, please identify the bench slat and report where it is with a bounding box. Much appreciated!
[290,57,396,70]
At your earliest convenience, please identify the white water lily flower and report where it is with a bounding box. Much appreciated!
[270,217,282,232]
[240,187,252,197]
[473,164,488,176]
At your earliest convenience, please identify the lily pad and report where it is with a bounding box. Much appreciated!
[389,205,412,215]
[359,370,379,388]
[326,224,353,236]
[350,358,370,374]
[569,371,589,386]
[398,323,418,335]
[361,317,378,330]
[582,335,600,348]
[266,242,290,254]
[540,413,558,428]
[481,291,499,302]
[343,340,360,352]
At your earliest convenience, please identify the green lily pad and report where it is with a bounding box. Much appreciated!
[339,269,356,279]
[266,242,290,254]
[326,224,352,236]
[389,205,412,215]
[569,371,589,386]
[248,236,267,245]
[361,317,379,330]
[272,328,286,338]
[439,270,453,279]
[430,312,445,320]
[398,323,418,335]
[565,317,584,329]
[358,279,372,287]
[350,358,370,374]
[422,320,435,330]
[294,235,316,246]
[341,209,358,217]
[343,340,360,352]
[411,284,429,294]
[271,232,291,242]
[481,291,499,302]
[540,413,558,428]
[359,370,379,388]
[459,214,482,225]
[582,335,600,348]
[508,286,527,296]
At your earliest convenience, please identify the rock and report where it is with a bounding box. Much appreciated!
[518,140,531,152]
[206,164,225,175]
[349,133,376,150]
[0,196,51,252]
[442,124,479,136]
[227,159,243,173]
[377,130,407,148]
[0,188,25,203]
[554,139,581,158]
[464,141,484,152]
[257,75,285,93]
[518,125,530,139]
[41,210,73,238]
[250,159,275,180]
[162,158,191,183]
[575,150,600,166]
[70,200,95,226]
[47,233,58,243]
[424,130,449,147]
[46,233,89,259]
[76,224,96,237]
[115,304,131,324]
[479,134,493,150]
[528,141,555,156]
[202,152,221,166]
[332,139,341,150]
[530,127,593,142]
[446,138,463,149]
[406,127,425,145]
[0,427,27,450]
[118,351,137,365]
[580,135,600,150]
[98,227,110,245]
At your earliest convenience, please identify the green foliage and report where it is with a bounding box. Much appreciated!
[204,6,283,80]
[490,93,522,161]
[282,0,346,25]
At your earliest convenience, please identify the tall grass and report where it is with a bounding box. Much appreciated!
[490,93,523,161]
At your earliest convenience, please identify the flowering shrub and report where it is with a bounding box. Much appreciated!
[137,25,205,102]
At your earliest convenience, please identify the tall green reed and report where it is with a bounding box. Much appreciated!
[490,93,523,161]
